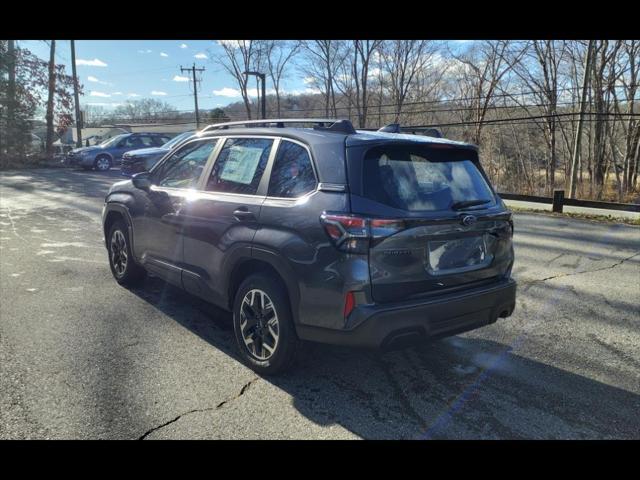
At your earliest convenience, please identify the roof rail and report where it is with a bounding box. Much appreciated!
[377,123,401,133]
[377,123,443,138]
[200,118,356,134]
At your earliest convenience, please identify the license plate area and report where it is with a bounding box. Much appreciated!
[427,235,493,276]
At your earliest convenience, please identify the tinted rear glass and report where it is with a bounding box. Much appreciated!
[362,145,496,212]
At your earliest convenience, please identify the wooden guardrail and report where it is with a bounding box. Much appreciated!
[498,190,640,213]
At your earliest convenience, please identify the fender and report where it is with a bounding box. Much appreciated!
[102,201,137,260]
[250,246,302,324]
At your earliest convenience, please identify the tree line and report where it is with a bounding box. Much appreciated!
[212,40,639,202]
[1,40,638,202]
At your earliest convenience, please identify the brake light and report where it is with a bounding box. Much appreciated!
[320,213,405,253]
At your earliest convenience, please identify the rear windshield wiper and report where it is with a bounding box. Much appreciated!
[451,199,492,210]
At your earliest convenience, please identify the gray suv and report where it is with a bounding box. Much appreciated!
[102,119,516,375]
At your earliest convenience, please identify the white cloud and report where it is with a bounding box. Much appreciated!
[137,49,153,54]
[87,75,111,86]
[173,75,190,82]
[194,53,208,59]
[160,52,169,57]
[217,40,244,49]
[90,91,111,98]
[85,102,122,107]
[151,90,168,96]
[286,87,321,96]
[212,86,276,98]
[77,58,108,67]
[180,43,188,49]
[302,76,315,85]
[127,93,140,98]
[112,92,123,96]
[212,87,241,98]
[368,67,381,78]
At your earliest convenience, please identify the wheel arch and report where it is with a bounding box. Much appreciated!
[226,250,301,324]
[102,203,134,251]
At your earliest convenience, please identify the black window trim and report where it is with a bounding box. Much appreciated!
[263,137,318,201]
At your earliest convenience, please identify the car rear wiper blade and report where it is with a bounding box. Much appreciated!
[451,199,492,210]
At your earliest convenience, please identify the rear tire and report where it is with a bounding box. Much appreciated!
[232,273,299,375]
[107,219,146,286]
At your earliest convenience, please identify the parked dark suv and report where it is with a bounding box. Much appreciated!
[102,119,516,374]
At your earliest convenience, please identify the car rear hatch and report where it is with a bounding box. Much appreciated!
[345,139,514,303]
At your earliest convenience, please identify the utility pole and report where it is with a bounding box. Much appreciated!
[569,40,594,199]
[6,40,16,154]
[70,40,83,148]
[45,40,56,161]
[180,63,205,128]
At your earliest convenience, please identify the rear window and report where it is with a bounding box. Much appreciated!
[362,145,496,212]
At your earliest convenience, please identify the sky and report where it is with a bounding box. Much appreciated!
[17,40,314,112]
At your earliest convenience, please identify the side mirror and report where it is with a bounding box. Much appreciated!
[132,172,152,192]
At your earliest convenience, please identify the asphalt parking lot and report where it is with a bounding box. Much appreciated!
[1,167,639,439]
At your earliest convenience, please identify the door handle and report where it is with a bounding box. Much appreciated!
[233,208,255,222]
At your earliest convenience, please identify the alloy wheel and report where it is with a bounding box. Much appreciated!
[239,289,280,361]
[110,230,128,277]
[96,157,110,171]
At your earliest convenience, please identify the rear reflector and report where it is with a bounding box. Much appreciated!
[343,291,356,318]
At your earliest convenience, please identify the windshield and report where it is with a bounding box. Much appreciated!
[100,134,128,147]
[162,131,195,149]
[361,145,496,212]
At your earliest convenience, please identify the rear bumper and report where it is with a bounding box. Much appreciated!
[296,278,516,349]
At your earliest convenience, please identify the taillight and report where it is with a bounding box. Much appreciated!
[320,213,405,253]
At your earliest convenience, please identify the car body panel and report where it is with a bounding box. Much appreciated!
[102,123,516,349]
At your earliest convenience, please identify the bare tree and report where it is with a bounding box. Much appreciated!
[612,40,640,195]
[260,41,300,117]
[298,40,343,117]
[378,40,442,123]
[507,40,570,194]
[211,40,260,120]
[448,40,524,145]
[590,40,623,198]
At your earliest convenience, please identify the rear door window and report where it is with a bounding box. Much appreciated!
[206,138,273,195]
[268,140,316,198]
[361,145,496,212]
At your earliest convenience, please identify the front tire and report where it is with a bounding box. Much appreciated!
[94,155,112,172]
[107,219,146,286]
[233,274,299,375]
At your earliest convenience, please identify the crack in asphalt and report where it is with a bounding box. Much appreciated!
[521,251,640,289]
[138,376,260,440]
[2,206,26,241]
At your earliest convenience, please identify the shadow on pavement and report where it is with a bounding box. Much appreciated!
[128,275,640,439]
